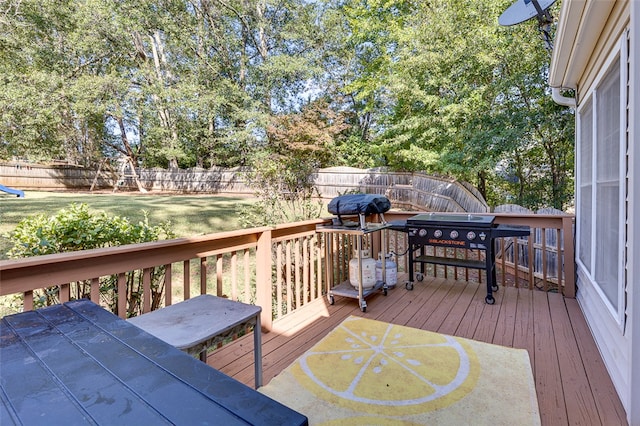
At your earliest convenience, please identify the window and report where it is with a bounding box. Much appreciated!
[577,45,626,317]
[578,102,592,271]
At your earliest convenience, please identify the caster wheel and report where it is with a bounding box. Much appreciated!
[485,295,495,305]
[329,295,335,305]
[361,306,367,312]
[491,284,499,292]
[405,282,414,291]
[383,288,388,296]
[416,273,424,282]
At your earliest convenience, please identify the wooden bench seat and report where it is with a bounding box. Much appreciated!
[128,294,263,388]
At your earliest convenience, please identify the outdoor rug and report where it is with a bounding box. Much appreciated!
[260,316,540,425]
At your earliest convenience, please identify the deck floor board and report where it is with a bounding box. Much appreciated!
[207,276,628,426]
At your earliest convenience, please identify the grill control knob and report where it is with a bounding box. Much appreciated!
[418,228,428,237]
[450,230,459,239]
[467,231,476,240]
[434,229,443,238]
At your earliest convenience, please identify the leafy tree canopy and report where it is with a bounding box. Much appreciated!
[0,0,573,210]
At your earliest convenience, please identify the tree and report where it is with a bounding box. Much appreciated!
[333,0,574,209]
[0,0,574,210]
[239,99,345,226]
[0,0,326,169]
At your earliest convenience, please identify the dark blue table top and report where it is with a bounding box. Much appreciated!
[0,300,308,425]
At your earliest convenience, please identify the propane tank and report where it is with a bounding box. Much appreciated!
[376,253,398,287]
[349,249,377,289]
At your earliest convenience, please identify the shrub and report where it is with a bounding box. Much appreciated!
[6,203,175,316]
[238,151,323,227]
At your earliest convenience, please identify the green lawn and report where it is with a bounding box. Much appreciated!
[0,191,256,260]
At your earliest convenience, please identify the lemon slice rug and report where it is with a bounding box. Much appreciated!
[260,316,540,425]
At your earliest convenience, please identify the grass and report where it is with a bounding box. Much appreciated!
[0,191,256,260]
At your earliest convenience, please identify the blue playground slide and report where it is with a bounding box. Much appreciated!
[0,184,24,198]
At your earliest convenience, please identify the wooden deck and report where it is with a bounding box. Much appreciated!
[208,276,628,426]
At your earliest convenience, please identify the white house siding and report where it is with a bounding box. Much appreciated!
[551,1,638,423]
[575,38,630,411]
[627,2,640,423]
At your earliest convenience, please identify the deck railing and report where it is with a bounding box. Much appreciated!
[0,212,575,329]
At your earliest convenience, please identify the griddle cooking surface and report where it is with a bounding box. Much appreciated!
[407,213,495,228]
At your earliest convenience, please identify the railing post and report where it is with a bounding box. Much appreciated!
[563,216,576,298]
[256,229,273,331]
[117,272,127,318]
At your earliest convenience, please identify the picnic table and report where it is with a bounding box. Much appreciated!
[0,299,307,425]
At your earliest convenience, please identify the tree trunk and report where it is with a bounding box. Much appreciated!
[149,31,180,167]
[477,170,487,200]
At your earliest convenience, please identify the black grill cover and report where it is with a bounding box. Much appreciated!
[328,194,391,217]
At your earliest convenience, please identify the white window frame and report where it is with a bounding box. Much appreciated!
[575,35,627,327]
[577,98,593,272]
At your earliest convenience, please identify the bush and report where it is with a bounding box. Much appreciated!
[7,203,175,316]
[238,151,323,228]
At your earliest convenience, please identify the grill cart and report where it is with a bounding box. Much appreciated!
[316,222,390,312]
[318,194,392,312]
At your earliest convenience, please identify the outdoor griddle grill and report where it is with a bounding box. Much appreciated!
[401,213,530,304]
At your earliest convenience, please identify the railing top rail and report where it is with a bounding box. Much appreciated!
[0,226,273,268]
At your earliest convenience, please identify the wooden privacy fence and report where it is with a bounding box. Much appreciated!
[0,211,575,328]
[312,167,488,212]
[0,164,488,212]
